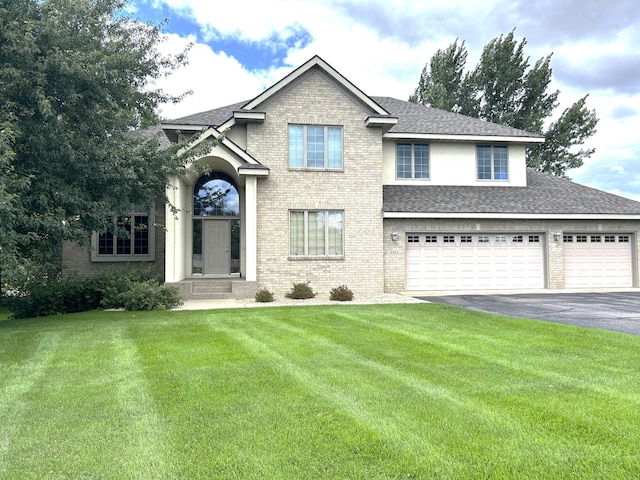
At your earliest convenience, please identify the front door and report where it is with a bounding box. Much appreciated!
[203,220,230,274]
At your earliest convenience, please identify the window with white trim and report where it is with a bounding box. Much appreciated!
[289,210,344,257]
[396,143,429,179]
[288,125,343,169]
[92,211,155,262]
[477,145,508,180]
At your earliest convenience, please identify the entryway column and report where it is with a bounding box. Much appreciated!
[245,176,258,281]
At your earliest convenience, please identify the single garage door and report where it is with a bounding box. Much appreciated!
[407,233,545,291]
[563,234,632,288]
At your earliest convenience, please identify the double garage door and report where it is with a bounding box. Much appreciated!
[563,234,632,288]
[407,232,633,291]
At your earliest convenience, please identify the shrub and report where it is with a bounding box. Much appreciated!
[8,275,102,319]
[330,285,353,302]
[255,288,274,303]
[117,280,183,311]
[98,266,158,309]
[285,282,315,300]
[7,266,177,318]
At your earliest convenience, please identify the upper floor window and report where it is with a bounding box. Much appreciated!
[477,145,508,180]
[396,144,429,179]
[288,125,343,169]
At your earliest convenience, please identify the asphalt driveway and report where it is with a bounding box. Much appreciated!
[418,292,640,335]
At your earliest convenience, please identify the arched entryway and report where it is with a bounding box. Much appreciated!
[192,172,241,275]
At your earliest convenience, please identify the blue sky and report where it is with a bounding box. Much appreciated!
[129,0,640,200]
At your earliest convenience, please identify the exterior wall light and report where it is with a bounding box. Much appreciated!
[391,232,399,242]
[553,233,561,242]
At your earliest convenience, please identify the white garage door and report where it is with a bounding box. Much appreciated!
[563,234,632,288]
[407,233,545,291]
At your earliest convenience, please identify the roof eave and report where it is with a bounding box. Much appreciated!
[383,212,640,220]
[383,132,545,144]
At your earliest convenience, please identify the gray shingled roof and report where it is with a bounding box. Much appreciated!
[383,169,640,215]
[166,100,248,126]
[372,97,543,139]
[164,96,544,140]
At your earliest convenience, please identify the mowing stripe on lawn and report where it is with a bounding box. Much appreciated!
[228,316,578,470]
[216,325,453,474]
[215,306,640,477]
[113,326,174,478]
[0,331,61,476]
[342,309,640,404]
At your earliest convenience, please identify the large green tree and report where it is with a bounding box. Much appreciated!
[0,0,189,286]
[410,31,598,178]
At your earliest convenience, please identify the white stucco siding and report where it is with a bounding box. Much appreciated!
[382,140,528,186]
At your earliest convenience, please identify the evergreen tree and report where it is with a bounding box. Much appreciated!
[410,30,598,178]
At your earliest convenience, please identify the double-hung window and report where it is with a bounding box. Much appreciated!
[92,211,155,262]
[396,143,429,179]
[290,210,344,257]
[477,145,508,180]
[288,125,343,169]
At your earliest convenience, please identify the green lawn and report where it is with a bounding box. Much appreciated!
[1,304,639,479]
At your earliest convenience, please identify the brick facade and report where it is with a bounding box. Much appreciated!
[248,70,385,298]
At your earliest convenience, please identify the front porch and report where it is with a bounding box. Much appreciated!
[164,144,266,288]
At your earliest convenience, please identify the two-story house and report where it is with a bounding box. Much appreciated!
[63,55,640,299]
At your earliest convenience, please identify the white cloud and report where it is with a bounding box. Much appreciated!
[154,34,270,119]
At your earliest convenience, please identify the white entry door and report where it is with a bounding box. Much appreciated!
[203,220,230,274]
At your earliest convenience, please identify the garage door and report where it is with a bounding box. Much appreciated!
[407,233,545,291]
[563,234,632,288]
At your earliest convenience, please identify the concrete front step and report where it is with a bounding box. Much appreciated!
[192,281,232,294]
[189,292,235,300]
[168,278,257,301]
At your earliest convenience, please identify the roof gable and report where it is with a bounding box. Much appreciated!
[242,55,390,116]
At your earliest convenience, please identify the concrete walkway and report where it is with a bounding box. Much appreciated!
[174,293,426,310]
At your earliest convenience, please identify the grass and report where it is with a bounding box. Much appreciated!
[1,303,639,479]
